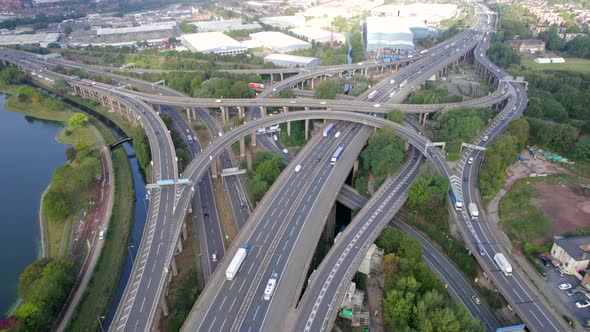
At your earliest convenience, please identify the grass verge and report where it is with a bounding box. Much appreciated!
[65,116,134,331]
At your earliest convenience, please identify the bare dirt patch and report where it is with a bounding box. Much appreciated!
[533,181,590,241]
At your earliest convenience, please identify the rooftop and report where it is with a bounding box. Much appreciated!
[0,32,60,46]
[264,53,318,64]
[371,3,458,23]
[555,236,590,261]
[191,19,262,32]
[289,27,345,42]
[250,31,310,51]
[96,22,175,36]
[181,32,246,52]
[365,17,414,34]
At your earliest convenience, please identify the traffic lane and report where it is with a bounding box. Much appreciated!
[297,152,421,332]
[393,220,500,332]
[241,123,361,331]
[197,134,346,332]
[193,124,351,330]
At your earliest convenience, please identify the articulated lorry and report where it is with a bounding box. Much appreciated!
[226,244,250,281]
[494,253,512,276]
[468,203,479,220]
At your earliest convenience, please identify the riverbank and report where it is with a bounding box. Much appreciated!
[3,92,99,258]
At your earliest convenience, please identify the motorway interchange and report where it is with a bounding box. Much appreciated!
[0,1,575,331]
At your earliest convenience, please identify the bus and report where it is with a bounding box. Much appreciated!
[367,90,378,100]
[449,188,464,210]
[330,146,344,165]
[248,82,265,89]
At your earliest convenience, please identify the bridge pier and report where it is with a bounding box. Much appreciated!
[305,118,309,141]
[186,108,192,123]
[250,132,257,147]
[170,256,178,276]
[212,159,219,178]
[176,237,183,253]
[160,295,169,316]
[192,108,197,121]
[237,106,244,120]
[220,107,228,124]
[182,221,188,241]
[260,106,267,118]
[353,159,359,178]
[240,137,246,157]
[283,106,291,136]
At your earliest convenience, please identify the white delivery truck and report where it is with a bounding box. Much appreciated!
[225,244,250,281]
[494,253,512,276]
[468,203,479,221]
[263,272,279,300]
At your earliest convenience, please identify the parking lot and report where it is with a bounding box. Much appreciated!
[539,259,590,327]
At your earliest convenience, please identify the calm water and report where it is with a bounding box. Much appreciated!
[0,94,69,316]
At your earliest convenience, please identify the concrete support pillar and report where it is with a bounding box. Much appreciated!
[260,106,267,118]
[192,108,197,121]
[181,221,188,241]
[418,113,422,125]
[280,73,283,81]
[311,78,314,89]
[220,107,226,124]
[160,295,169,316]
[305,119,309,141]
[250,132,257,147]
[170,256,178,276]
[211,159,218,179]
[240,136,246,157]
[186,108,191,123]
[237,106,243,120]
[322,203,337,243]
[353,159,359,178]
[176,237,183,253]
[283,107,290,137]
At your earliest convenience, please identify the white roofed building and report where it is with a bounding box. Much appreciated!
[249,31,311,52]
[371,3,458,24]
[364,17,414,52]
[264,54,319,67]
[190,19,262,32]
[260,16,306,29]
[290,27,345,44]
[181,32,247,55]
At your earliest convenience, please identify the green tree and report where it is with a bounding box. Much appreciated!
[387,109,405,124]
[67,113,89,127]
[44,98,63,112]
[575,137,590,159]
[314,79,340,99]
[179,20,197,33]
[230,81,254,98]
[63,26,72,35]
[132,127,151,171]
[407,177,431,210]
[278,88,295,99]
[487,42,521,68]
[349,82,368,96]
[53,78,69,94]
[332,16,348,32]
[0,67,28,84]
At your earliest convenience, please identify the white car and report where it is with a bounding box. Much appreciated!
[559,283,572,290]
[215,99,222,103]
[99,230,105,240]
[320,101,327,105]
[290,100,296,104]
[335,131,341,138]
[576,300,590,309]
[482,135,489,142]
[212,253,217,262]
[282,148,288,154]
[373,104,381,108]
[468,157,474,164]
[471,296,481,305]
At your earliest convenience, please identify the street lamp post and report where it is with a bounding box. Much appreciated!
[97,315,105,332]
[128,245,135,264]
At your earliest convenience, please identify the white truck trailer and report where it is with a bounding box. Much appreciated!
[225,244,250,281]
[494,253,512,276]
[468,203,479,221]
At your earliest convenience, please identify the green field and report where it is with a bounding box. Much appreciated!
[520,56,590,73]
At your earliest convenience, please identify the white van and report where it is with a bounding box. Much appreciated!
[99,230,105,240]
[335,131,341,138]
[294,164,302,172]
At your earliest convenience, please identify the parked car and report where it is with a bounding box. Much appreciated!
[540,256,551,267]
[576,300,590,309]
[566,288,580,296]
[556,267,566,276]
[559,283,572,290]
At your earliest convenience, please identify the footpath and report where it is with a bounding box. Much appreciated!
[55,127,115,331]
